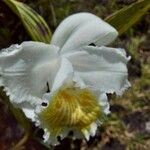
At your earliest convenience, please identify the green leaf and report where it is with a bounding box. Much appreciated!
[105,0,150,35]
[10,105,31,132]
[4,0,52,43]
[0,87,31,132]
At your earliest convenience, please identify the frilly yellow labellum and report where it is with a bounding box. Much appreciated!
[40,86,102,137]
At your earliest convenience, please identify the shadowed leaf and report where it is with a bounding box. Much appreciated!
[105,0,150,35]
[0,87,31,132]
[4,0,52,43]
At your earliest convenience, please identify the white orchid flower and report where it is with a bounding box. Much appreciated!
[0,13,130,145]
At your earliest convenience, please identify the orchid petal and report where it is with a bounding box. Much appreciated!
[22,106,36,122]
[51,12,118,52]
[99,93,110,115]
[0,41,60,105]
[89,122,98,137]
[51,57,74,92]
[65,46,130,95]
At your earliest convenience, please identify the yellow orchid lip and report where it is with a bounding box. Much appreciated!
[39,86,102,137]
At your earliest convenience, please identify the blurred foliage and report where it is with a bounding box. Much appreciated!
[3,0,150,43]
[106,0,150,35]
[4,0,52,43]
[0,0,150,150]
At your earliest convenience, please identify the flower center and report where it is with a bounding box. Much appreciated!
[39,86,101,137]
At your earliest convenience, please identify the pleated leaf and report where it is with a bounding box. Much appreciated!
[105,0,150,35]
[4,0,52,43]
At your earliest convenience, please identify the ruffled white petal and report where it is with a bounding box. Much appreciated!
[0,42,60,105]
[43,129,60,146]
[51,12,118,52]
[65,46,130,95]
[43,127,73,145]
[89,122,98,137]
[22,106,36,122]
[43,129,50,142]
[99,93,110,115]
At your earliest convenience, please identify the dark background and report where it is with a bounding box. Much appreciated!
[0,0,150,149]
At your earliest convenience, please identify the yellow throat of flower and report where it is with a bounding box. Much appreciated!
[40,86,101,137]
